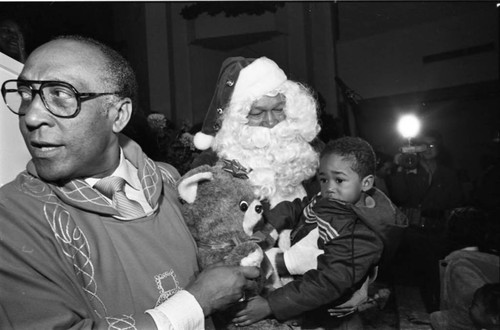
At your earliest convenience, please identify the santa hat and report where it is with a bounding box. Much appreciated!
[193,56,287,150]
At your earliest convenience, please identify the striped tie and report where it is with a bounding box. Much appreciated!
[94,176,145,219]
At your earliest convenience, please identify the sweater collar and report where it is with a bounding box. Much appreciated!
[27,134,164,216]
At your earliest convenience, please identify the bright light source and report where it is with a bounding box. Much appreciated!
[397,114,421,139]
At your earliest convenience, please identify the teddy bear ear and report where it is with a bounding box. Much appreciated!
[178,172,214,204]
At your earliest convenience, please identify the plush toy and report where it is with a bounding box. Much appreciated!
[177,160,289,330]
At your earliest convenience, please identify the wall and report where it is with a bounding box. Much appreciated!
[111,3,150,114]
[132,2,339,129]
[145,3,172,118]
[336,6,498,98]
[112,2,498,183]
[137,2,498,129]
[333,4,499,183]
[0,52,30,186]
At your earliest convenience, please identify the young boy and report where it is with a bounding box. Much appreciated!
[232,136,407,328]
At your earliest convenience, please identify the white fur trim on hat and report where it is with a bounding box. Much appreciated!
[231,57,287,103]
[193,132,214,150]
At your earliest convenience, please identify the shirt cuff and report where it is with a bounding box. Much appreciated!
[146,290,204,330]
[275,252,290,276]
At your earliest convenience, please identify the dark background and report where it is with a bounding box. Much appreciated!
[1,1,499,185]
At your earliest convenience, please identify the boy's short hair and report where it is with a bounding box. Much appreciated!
[320,136,376,179]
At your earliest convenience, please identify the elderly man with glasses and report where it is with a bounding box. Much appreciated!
[0,35,259,330]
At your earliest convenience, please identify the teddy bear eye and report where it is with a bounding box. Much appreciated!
[255,205,263,214]
[239,201,249,212]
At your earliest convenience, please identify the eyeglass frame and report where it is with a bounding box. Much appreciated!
[1,79,121,118]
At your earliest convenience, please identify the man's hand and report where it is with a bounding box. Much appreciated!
[185,265,260,316]
[231,295,272,327]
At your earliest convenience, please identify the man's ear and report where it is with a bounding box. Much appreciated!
[361,174,374,192]
[111,98,132,133]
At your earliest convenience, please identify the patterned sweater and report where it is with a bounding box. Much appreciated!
[0,136,199,329]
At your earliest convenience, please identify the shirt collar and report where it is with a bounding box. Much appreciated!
[85,148,141,190]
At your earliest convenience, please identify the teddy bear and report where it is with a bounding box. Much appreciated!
[177,160,289,330]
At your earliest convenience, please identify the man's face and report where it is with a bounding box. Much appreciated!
[0,20,22,59]
[18,39,119,182]
[318,153,370,203]
[246,94,286,128]
[420,136,439,160]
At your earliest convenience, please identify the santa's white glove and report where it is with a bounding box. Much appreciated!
[265,247,282,269]
[283,228,324,275]
[277,229,292,251]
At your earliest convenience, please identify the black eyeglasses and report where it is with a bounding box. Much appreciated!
[1,79,121,118]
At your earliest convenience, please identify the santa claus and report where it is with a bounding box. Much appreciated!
[193,57,320,209]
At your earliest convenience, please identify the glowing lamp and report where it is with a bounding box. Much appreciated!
[397,114,421,139]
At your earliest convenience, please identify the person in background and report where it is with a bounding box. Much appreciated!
[469,283,500,330]
[374,151,394,196]
[0,16,27,62]
[388,128,463,228]
[388,128,464,312]
[471,129,500,248]
[430,207,500,330]
[0,35,259,330]
[232,137,407,329]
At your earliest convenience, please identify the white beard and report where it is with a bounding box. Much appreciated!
[216,124,318,205]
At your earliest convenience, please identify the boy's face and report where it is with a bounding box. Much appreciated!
[318,153,373,203]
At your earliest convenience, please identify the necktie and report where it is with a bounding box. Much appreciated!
[94,176,145,219]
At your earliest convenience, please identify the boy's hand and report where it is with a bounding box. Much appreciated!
[231,295,272,327]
